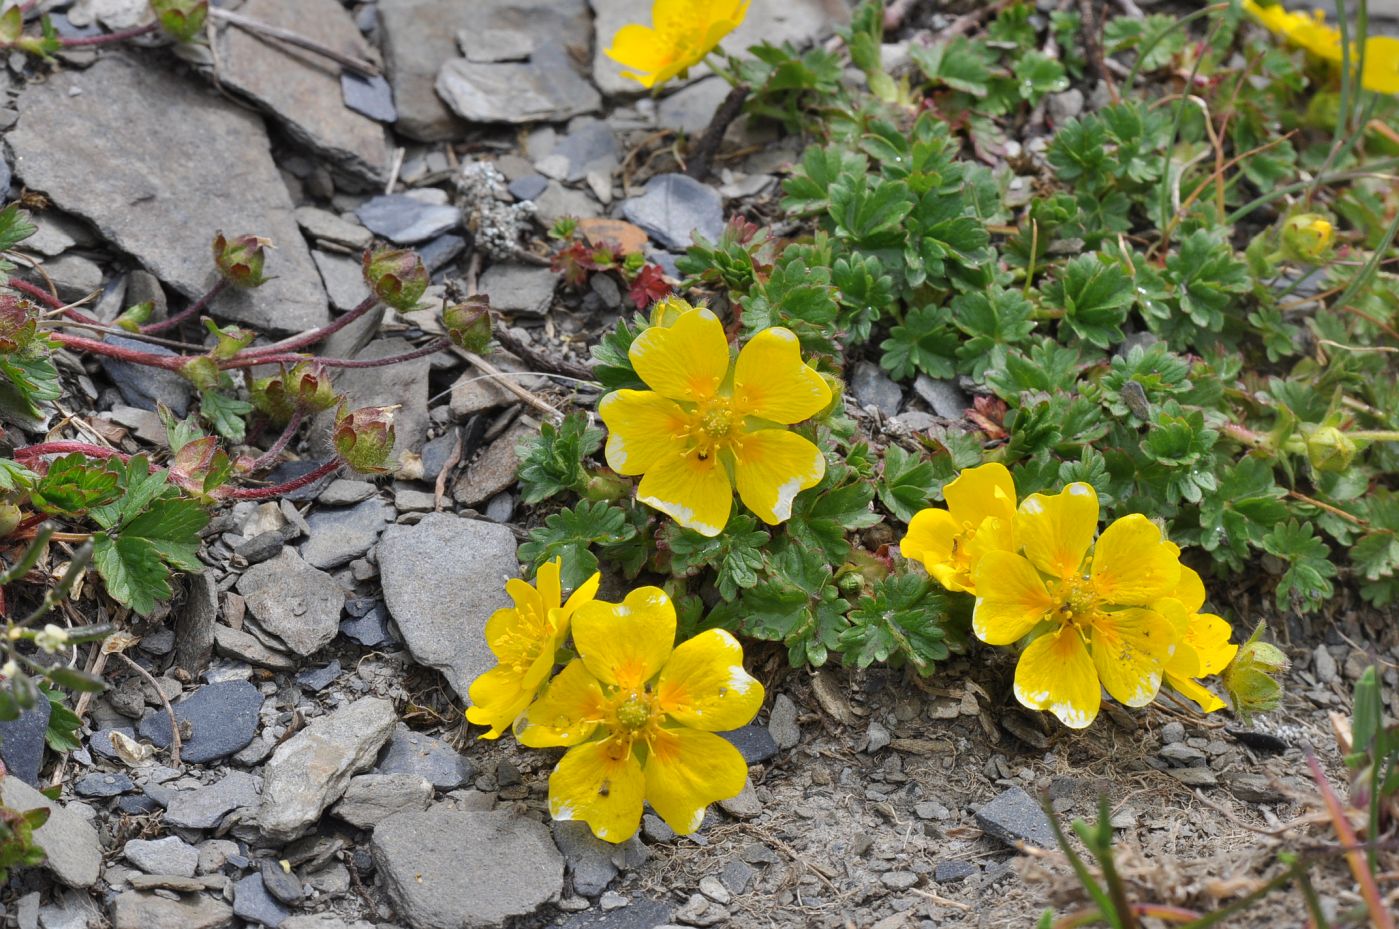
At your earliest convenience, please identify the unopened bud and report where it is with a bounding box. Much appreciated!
[1222,623,1289,721]
[1303,424,1356,473]
[180,356,221,391]
[34,624,70,655]
[150,0,208,42]
[333,405,397,474]
[0,295,37,353]
[443,297,493,353]
[1280,213,1335,263]
[286,362,339,414]
[203,319,255,360]
[114,301,155,333]
[212,232,272,289]
[0,502,20,538]
[648,295,694,329]
[362,247,428,311]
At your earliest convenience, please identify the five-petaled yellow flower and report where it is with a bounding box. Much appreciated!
[900,463,1017,594]
[466,559,600,739]
[972,483,1182,729]
[606,0,751,89]
[1157,566,1239,713]
[1243,0,1399,94]
[517,586,764,842]
[599,307,831,537]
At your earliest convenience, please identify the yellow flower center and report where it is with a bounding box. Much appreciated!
[684,398,740,460]
[498,605,552,674]
[614,692,654,732]
[1055,576,1101,628]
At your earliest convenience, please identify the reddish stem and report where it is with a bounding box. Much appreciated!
[227,459,341,500]
[49,332,184,370]
[7,277,103,327]
[57,22,158,46]
[141,279,228,334]
[226,337,449,371]
[246,410,305,472]
[13,442,129,464]
[243,295,380,357]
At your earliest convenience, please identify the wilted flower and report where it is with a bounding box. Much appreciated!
[332,405,397,474]
[443,297,493,353]
[362,247,428,311]
[0,296,37,354]
[150,0,208,42]
[605,0,751,89]
[211,233,271,289]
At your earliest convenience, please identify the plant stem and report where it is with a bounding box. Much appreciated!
[243,295,379,357]
[7,277,103,327]
[114,651,181,768]
[141,279,228,335]
[685,83,750,182]
[247,410,305,472]
[49,332,184,370]
[12,441,129,464]
[57,22,158,46]
[226,337,449,371]
[227,458,341,500]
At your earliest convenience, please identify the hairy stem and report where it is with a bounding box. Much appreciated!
[227,458,341,500]
[243,295,379,357]
[57,22,158,46]
[12,441,129,464]
[247,410,305,472]
[49,332,184,370]
[141,279,228,335]
[7,277,103,327]
[227,337,449,370]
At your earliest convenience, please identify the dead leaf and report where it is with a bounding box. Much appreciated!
[810,669,858,726]
[110,730,155,766]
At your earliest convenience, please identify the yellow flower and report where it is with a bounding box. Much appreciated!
[1243,0,1399,94]
[599,307,831,537]
[466,559,600,739]
[516,586,764,842]
[900,463,1017,594]
[605,0,750,89]
[972,483,1182,729]
[1156,567,1238,713]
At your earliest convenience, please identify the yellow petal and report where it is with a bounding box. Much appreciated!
[535,558,562,613]
[549,738,646,844]
[603,23,668,77]
[573,587,676,690]
[943,462,1018,530]
[637,448,733,536]
[1187,612,1238,676]
[900,507,961,589]
[1016,482,1098,579]
[655,629,765,731]
[465,665,532,739]
[644,726,748,835]
[972,550,1055,645]
[1089,607,1174,707]
[599,390,690,476]
[1164,671,1227,714]
[1014,626,1100,729]
[731,429,825,525]
[515,660,607,748]
[628,307,731,403]
[1091,514,1181,606]
[1170,565,1207,614]
[1157,597,1203,679]
[731,328,831,424]
[562,571,602,618]
[483,605,525,659]
[1362,37,1399,94]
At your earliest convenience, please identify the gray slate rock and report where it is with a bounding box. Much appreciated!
[174,570,218,675]
[99,336,193,417]
[295,660,341,692]
[261,859,306,905]
[237,548,345,657]
[356,194,460,245]
[372,810,563,929]
[89,727,135,762]
[340,602,395,648]
[913,375,970,419]
[295,208,373,250]
[377,513,518,701]
[452,420,532,506]
[312,250,372,312]
[934,860,978,883]
[214,625,297,672]
[109,892,234,929]
[974,786,1057,849]
[0,776,101,887]
[124,837,199,878]
[767,694,800,750]
[164,771,261,830]
[74,772,134,797]
[318,479,377,505]
[420,233,468,272]
[341,72,397,123]
[333,773,433,828]
[136,680,263,764]
[544,119,619,183]
[553,820,618,897]
[621,174,724,250]
[8,55,328,333]
[479,263,557,315]
[217,0,390,184]
[300,497,393,570]
[258,696,397,841]
[508,174,548,201]
[720,724,778,765]
[850,360,902,415]
[37,888,104,929]
[375,723,474,789]
[234,873,291,928]
[557,899,674,929]
[435,45,599,124]
[0,700,50,786]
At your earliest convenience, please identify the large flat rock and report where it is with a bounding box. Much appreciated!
[377,513,517,701]
[216,0,391,184]
[8,55,328,333]
[0,775,101,888]
[590,0,849,96]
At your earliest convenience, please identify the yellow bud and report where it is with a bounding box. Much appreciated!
[1280,213,1335,262]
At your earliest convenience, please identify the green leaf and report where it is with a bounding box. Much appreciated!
[1103,14,1187,71]
[1165,230,1249,332]
[516,411,604,505]
[41,688,83,753]
[952,286,1036,377]
[30,454,121,517]
[201,391,253,443]
[0,353,61,421]
[839,572,948,674]
[877,445,939,523]
[0,203,37,252]
[1042,254,1135,349]
[518,500,639,590]
[880,305,958,381]
[1196,458,1287,570]
[1012,51,1069,104]
[590,315,646,392]
[666,515,769,601]
[782,146,867,216]
[910,37,993,96]
[715,542,849,668]
[1262,520,1337,613]
[0,459,37,493]
[787,459,880,563]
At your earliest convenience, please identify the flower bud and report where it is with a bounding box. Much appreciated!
[0,502,20,538]
[1303,424,1357,473]
[333,405,397,474]
[0,295,37,354]
[443,297,493,353]
[179,356,221,391]
[203,319,256,360]
[250,374,295,423]
[362,247,428,311]
[114,301,154,333]
[212,232,272,289]
[151,0,208,42]
[286,362,339,414]
[34,624,70,655]
[648,295,694,328]
[1222,623,1289,721]
[1280,213,1335,263]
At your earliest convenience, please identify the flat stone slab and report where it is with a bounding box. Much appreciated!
[974,786,1057,850]
[436,46,600,125]
[8,55,328,333]
[237,548,345,657]
[0,775,101,887]
[372,810,563,929]
[137,680,263,764]
[377,513,518,701]
[216,0,391,184]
